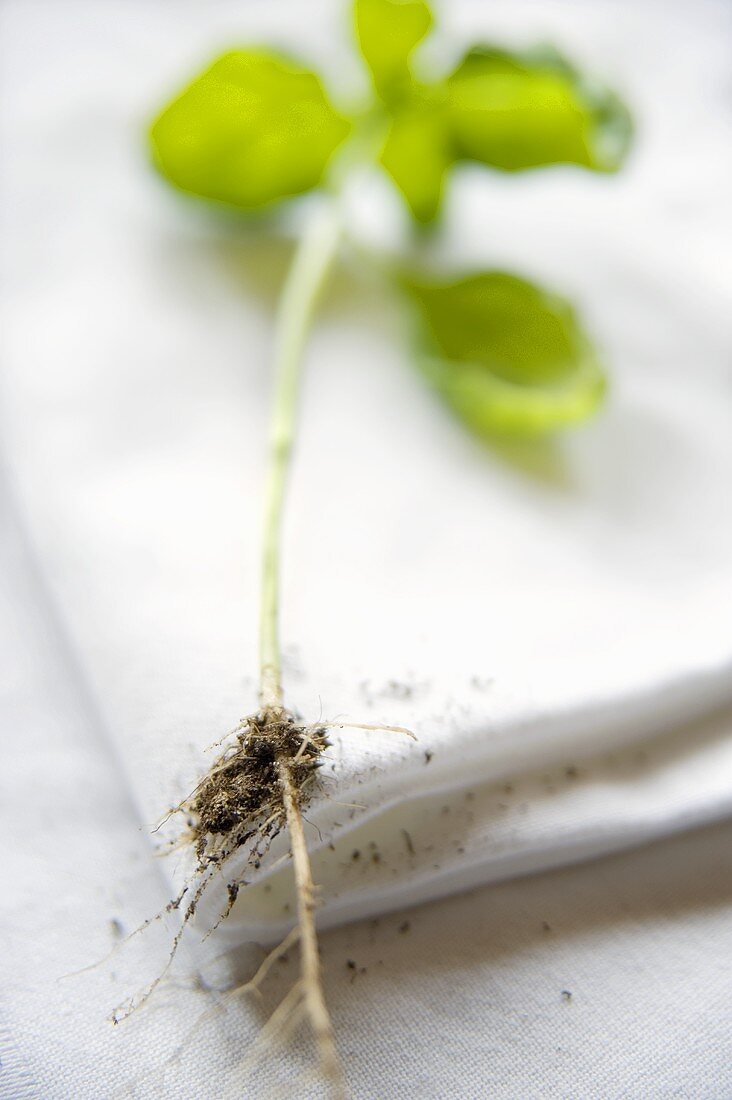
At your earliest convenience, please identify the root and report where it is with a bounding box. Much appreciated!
[325,721,416,741]
[59,885,189,982]
[120,701,416,1091]
[232,926,301,1000]
[112,871,214,1022]
[277,757,345,1094]
[188,706,325,864]
[179,703,344,1092]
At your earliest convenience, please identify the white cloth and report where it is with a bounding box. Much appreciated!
[3,493,732,1100]
[1,1,732,1096]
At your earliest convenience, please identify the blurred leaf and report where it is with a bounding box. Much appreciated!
[445,45,632,173]
[355,0,433,101]
[380,102,451,222]
[372,40,631,222]
[406,272,606,436]
[150,50,351,209]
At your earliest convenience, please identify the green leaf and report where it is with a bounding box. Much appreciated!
[405,271,606,436]
[355,0,433,101]
[150,50,351,209]
[380,102,451,223]
[445,45,631,173]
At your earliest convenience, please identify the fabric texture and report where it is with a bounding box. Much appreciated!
[2,487,732,1099]
[1,1,731,1096]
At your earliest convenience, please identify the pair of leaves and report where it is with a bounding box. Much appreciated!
[357,1,630,224]
[150,0,630,436]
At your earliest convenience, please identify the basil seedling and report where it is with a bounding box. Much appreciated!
[137,1,631,1091]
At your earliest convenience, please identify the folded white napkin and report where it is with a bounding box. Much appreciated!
[2,0,731,946]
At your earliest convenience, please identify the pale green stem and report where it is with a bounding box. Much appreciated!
[259,201,342,711]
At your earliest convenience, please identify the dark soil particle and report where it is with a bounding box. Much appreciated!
[385,680,413,699]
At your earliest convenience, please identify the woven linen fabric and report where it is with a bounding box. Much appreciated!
[1,2,732,1096]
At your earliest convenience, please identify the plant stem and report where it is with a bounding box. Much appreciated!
[256,199,346,1092]
[259,200,342,711]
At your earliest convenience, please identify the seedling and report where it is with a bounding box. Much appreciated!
[141,0,631,1091]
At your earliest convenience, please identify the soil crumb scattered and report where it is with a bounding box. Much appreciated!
[384,680,413,700]
[561,990,572,1002]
